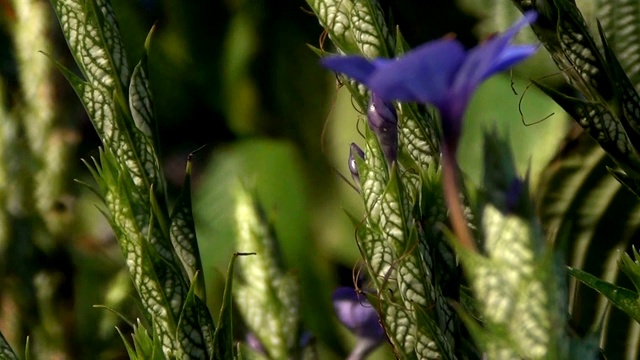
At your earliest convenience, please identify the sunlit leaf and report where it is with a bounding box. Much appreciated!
[304,0,359,54]
[349,0,392,58]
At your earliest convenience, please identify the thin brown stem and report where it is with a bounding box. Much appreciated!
[441,144,477,252]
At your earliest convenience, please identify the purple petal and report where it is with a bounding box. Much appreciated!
[445,11,538,123]
[368,39,466,104]
[246,333,266,355]
[489,44,539,74]
[321,56,379,85]
[332,287,384,340]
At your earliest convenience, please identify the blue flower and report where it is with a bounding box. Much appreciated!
[322,11,538,150]
[332,287,385,359]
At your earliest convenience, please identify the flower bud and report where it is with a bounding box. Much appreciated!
[368,94,398,165]
[349,143,365,186]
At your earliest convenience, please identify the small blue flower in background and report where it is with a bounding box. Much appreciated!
[333,287,385,360]
[322,11,538,151]
[245,332,267,354]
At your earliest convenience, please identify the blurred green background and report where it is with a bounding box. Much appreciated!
[0,0,568,358]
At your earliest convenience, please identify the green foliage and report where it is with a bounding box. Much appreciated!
[510,0,640,357]
[8,0,640,359]
[232,186,303,359]
[0,331,18,360]
[48,0,225,358]
[454,132,566,359]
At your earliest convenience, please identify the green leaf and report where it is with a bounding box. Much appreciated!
[397,102,440,172]
[176,271,211,360]
[116,326,138,360]
[536,132,640,356]
[568,266,640,322]
[130,319,160,359]
[533,82,640,172]
[349,0,392,58]
[232,187,300,359]
[619,248,640,295]
[0,331,18,360]
[597,0,640,90]
[214,253,246,360]
[129,24,157,139]
[50,0,128,96]
[169,155,204,292]
[597,21,640,148]
[304,0,360,54]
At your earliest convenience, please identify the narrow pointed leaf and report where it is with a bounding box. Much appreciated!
[597,0,640,90]
[214,253,244,360]
[619,249,640,295]
[537,132,640,356]
[169,155,203,289]
[568,266,640,322]
[116,327,138,360]
[176,271,209,360]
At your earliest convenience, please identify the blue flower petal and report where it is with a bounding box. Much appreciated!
[454,11,538,90]
[368,39,466,104]
[447,11,538,121]
[489,44,539,75]
[321,56,379,85]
